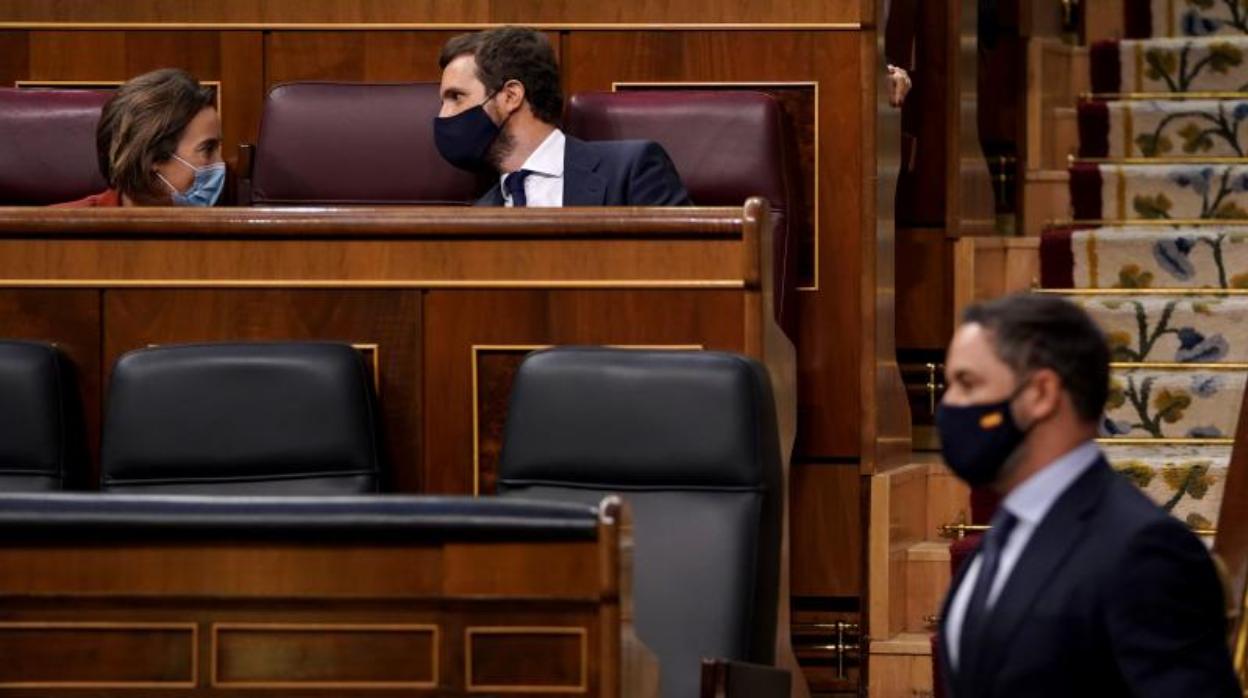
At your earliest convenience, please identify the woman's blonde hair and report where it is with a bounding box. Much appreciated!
[96,69,216,202]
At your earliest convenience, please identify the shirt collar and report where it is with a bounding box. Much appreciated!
[1002,440,1101,526]
[520,128,565,177]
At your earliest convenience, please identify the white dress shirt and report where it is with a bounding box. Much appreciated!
[944,440,1101,670]
[500,128,565,207]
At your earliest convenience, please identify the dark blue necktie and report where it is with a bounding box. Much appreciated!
[504,169,533,207]
[958,509,1019,675]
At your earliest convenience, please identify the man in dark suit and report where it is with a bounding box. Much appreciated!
[432,26,691,207]
[935,293,1239,697]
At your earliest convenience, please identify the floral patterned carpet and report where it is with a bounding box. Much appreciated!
[1046,0,1248,529]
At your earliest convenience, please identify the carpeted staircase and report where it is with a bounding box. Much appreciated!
[1041,0,1248,532]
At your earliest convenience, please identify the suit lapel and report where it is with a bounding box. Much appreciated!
[561,136,606,206]
[475,184,504,207]
[972,459,1112,694]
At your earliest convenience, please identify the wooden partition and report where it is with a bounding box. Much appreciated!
[0,496,648,696]
[0,199,809,693]
[0,2,894,689]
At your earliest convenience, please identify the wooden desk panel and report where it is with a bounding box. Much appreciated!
[0,500,633,696]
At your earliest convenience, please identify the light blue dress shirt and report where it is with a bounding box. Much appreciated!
[944,440,1101,670]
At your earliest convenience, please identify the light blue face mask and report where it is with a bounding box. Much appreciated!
[159,154,225,207]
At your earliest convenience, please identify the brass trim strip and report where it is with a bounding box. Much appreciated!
[0,279,747,289]
[0,621,198,689]
[0,21,865,31]
[1110,362,1248,370]
[470,344,704,495]
[940,522,1217,539]
[1048,219,1248,227]
[1096,437,1235,446]
[1038,288,1248,296]
[612,80,821,292]
[349,343,381,394]
[1083,92,1248,100]
[210,623,438,689]
[464,626,588,694]
[1073,157,1248,164]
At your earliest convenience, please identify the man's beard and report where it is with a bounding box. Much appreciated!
[485,126,516,171]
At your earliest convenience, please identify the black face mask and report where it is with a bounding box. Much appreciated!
[935,383,1032,487]
[433,96,503,171]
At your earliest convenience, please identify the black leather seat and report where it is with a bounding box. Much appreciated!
[497,347,787,698]
[100,342,383,494]
[0,341,86,491]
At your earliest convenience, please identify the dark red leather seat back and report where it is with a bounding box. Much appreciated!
[0,88,110,205]
[250,82,485,205]
[565,91,805,336]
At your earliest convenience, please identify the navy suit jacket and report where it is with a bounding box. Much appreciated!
[475,135,691,207]
[938,458,1239,698]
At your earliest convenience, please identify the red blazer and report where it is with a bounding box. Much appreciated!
[52,189,121,207]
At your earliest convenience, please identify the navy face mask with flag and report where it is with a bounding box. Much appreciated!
[935,382,1031,487]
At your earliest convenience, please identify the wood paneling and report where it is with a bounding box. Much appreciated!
[265,31,460,85]
[0,0,868,25]
[790,465,862,598]
[214,625,436,686]
[0,624,194,685]
[561,30,864,459]
[0,290,101,486]
[422,289,745,493]
[895,227,952,350]
[0,30,30,87]
[101,289,424,491]
[14,31,264,167]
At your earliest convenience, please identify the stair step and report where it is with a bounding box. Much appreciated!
[1103,443,1230,528]
[1104,367,1245,439]
[1061,294,1248,363]
[1123,2,1248,39]
[1042,225,1248,289]
[1078,99,1248,159]
[1070,163,1248,221]
[1093,37,1248,94]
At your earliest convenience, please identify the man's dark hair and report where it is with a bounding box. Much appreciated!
[963,293,1109,423]
[439,27,563,125]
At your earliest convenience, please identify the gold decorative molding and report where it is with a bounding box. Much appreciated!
[470,343,704,495]
[0,621,197,689]
[350,342,381,394]
[1038,287,1248,296]
[0,279,747,289]
[940,521,1217,539]
[1095,437,1235,446]
[0,22,864,31]
[210,622,439,689]
[1082,92,1248,100]
[465,626,588,694]
[612,80,821,292]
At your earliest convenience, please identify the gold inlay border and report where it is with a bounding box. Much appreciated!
[470,343,703,495]
[1074,157,1248,164]
[350,342,382,394]
[612,80,821,292]
[0,621,198,689]
[1047,219,1248,227]
[1039,288,1248,296]
[0,279,746,289]
[1096,437,1235,446]
[1111,362,1248,370]
[1084,92,1248,100]
[210,622,439,689]
[464,626,588,694]
[0,22,864,31]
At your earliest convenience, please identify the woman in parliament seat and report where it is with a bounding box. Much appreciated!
[54,68,223,208]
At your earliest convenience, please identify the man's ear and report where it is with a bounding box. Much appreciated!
[1020,367,1063,423]
[498,79,527,115]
